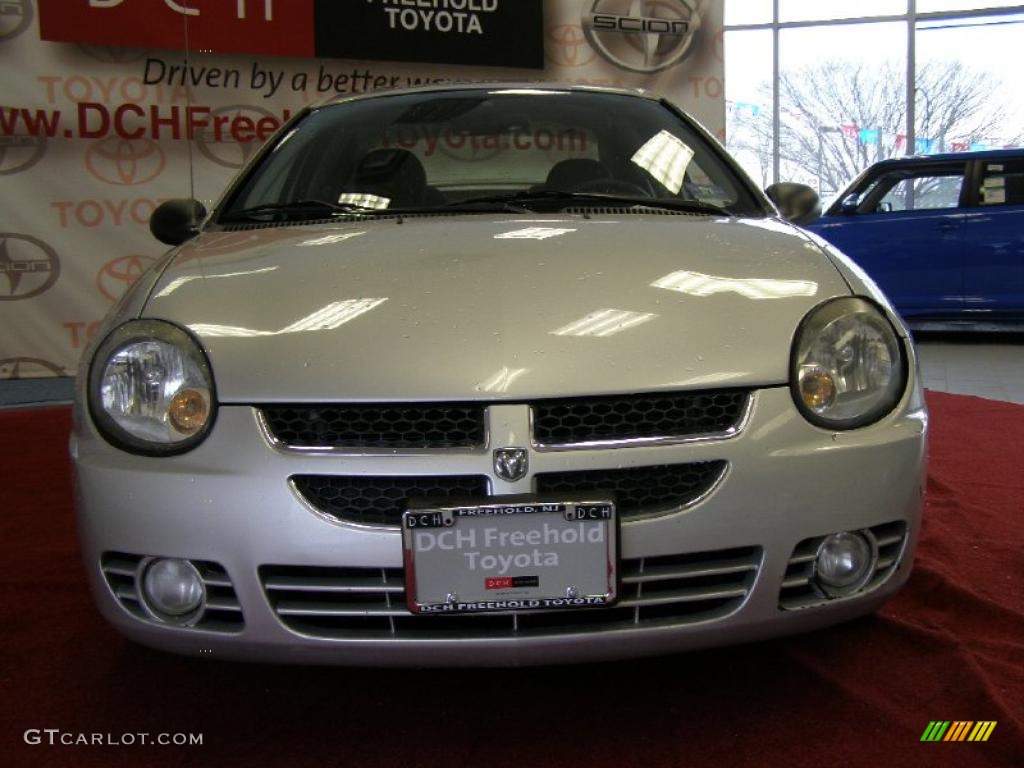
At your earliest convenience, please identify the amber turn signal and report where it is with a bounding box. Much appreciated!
[168,389,209,435]
[799,367,837,412]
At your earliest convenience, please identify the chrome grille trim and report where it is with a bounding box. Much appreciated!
[531,390,753,451]
[292,462,726,528]
[534,461,728,521]
[259,547,762,639]
[255,389,754,454]
[100,552,245,633]
[256,404,487,453]
[291,474,491,528]
[778,522,908,610]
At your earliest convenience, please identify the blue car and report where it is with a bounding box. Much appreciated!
[806,150,1024,329]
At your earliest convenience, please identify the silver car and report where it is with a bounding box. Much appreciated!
[72,85,927,666]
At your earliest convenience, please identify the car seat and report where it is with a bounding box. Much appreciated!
[543,158,612,190]
[348,148,445,208]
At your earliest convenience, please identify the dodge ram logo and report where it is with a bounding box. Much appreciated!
[583,0,701,74]
[493,448,528,482]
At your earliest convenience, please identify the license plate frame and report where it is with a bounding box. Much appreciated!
[402,496,618,615]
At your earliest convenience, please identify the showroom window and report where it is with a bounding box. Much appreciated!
[725,1,1024,194]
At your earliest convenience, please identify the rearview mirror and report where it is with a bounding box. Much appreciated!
[150,199,207,246]
[840,193,861,214]
[765,182,821,225]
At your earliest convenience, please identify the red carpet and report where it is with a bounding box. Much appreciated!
[1,392,1021,768]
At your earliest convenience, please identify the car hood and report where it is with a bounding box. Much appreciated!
[144,215,850,402]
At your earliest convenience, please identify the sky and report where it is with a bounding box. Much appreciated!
[724,7,1024,145]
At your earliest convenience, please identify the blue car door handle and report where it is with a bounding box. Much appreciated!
[936,221,959,232]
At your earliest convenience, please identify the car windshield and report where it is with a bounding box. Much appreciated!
[218,89,764,220]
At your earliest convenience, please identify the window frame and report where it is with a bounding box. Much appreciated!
[855,161,969,214]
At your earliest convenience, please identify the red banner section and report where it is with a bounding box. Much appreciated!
[38,0,314,59]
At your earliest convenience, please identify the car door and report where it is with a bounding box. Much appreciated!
[810,162,967,317]
[962,156,1024,314]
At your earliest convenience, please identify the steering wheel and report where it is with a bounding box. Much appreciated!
[572,178,652,197]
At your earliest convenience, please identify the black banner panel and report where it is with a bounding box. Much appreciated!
[314,0,545,69]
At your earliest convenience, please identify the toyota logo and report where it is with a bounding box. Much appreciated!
[583,0,701,74]
[546,24,596,68]
[0,0,33,43]
[0,233,60,300]
[85,137,166,186]
[96,254,156,301]
[493,448,529,483]
[196,104,276,169]
[0,134,46,175]
[0,356,66,379]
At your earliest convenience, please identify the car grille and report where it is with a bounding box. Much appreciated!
[532,390,749,447]
[259,546,762,639]
[100,552,244,633]
[258,389,751,451]
[535,461,727,519]
[293,462,726,527]
[260,403,486,449]
[778,522,908,610]
[292,475,490,527]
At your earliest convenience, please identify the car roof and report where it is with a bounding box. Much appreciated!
[319,82,656,108]
[868,148,1022,168]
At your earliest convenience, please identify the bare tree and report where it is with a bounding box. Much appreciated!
[727,59,1022,196]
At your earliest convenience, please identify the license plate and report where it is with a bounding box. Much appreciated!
[402,497,618,614]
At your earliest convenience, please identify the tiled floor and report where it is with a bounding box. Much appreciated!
[914,332,1024,404]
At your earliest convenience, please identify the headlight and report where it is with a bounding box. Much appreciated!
[791,297,906,429]
[88,319,216,455]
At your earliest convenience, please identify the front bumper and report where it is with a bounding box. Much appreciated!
[72,386,927,666]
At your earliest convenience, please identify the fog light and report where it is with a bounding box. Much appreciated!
[814,532,874,597]
[141,558,205,620]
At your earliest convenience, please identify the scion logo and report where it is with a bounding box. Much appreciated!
[85,137,166,186]
[583,0,701,74]
[0,233,60,300]
[197,104,275,169]
[493,448,528,483]
[0,357,66,378]
[96,254,155,301]
[0,134,46,175]
[546,24,596,68]
[0,0,33,43]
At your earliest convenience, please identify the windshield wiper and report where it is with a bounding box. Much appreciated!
[447,190,732,216]
[438,198,532,213]
[219,199,380,223]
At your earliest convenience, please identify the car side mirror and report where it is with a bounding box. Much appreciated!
[840,193,861,214]
[150,199,207,246]
[765,182,821,225]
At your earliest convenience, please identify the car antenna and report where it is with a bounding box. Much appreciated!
[182,10,197,229]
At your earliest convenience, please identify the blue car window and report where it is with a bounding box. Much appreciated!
[872,172,963,213]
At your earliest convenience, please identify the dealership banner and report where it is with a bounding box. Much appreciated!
[39,0,547,68]
[1,0,725,379]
